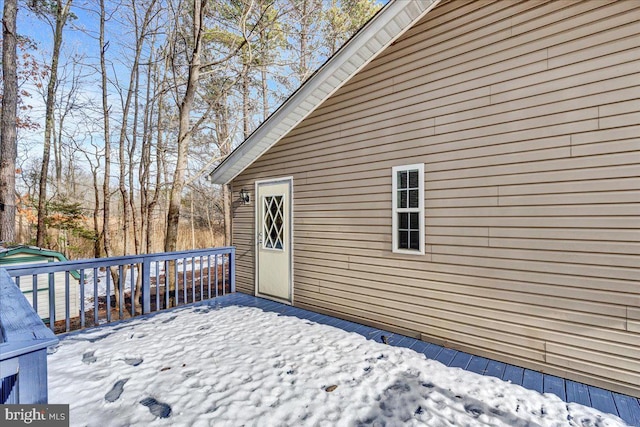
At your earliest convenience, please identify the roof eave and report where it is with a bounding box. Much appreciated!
[209,0,441,185]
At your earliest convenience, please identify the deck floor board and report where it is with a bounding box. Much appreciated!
[589,386,620,418]
[466,356,490,375]
[566,380,591,406]
[449,352,473,369]
[422,343,444,360]
[522,369,544,394]
[502,365,525,386]
[613,393,640,426]
[209,293,640,425]
[485,360,507,379]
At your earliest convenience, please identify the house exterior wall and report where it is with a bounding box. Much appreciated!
[231,0,640,397]
[1,253,80,321]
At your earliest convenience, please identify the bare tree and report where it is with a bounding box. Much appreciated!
[98,0,113,258]
[286,0,323,87]
[255,1,286,120]
[33,0,74,247]
[0,0,18,243]
[51,57,86,197]
[141,40,168,254]
[164,0,210,253]
[113,0,159,258]
[81,141,102,258]
[139,49,168,253]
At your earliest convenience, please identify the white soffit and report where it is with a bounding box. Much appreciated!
[209,0,441,185]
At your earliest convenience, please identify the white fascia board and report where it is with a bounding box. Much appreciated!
[209,0,441,185]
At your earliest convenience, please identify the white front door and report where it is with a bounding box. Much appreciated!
[255,178,292,303]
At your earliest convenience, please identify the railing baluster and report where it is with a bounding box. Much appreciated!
[230,248,236,293]
[165,260,169,309]
[155,261,160,312]
[199,256,204,301]
[106,269,111,323]
[118,265,124,318]
[80,269,85,329]
[191,257,195,303]
[48,272,55,332]
[142,259,151,315]
[130,264,136,316]
[93,267,99,326]
[174,259,178,306]
[222,254,227,296]
[65,272,70,333]
[207,255,211,300]
[182,258,187,305]
[31,275,37,314]
[215,254,219,298]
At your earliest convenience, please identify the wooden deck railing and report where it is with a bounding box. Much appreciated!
[0,269,59,404]
[3,247,235,334]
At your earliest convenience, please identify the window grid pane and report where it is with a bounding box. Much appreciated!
[398,171,407,189]
[409,189,418,208]
[409,170,418,188]
[397,212,421,250]
[399,190,407,209]
[393,165,423,253]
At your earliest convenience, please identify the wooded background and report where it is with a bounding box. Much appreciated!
[0,0,380,259]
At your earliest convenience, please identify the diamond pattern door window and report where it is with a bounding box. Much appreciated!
[263,195,284,250]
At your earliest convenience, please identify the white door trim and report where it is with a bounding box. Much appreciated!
[254,176,294,304]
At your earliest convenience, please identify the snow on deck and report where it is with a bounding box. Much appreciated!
[47,300,631,427]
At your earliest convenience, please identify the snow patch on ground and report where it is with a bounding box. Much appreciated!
[48,305,629,426]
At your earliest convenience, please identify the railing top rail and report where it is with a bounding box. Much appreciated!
[0,269,58,361]
[3,247,235,277]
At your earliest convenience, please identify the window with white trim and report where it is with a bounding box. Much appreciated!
[392,164,424,254]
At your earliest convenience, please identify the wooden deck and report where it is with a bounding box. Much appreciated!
[210,292,640,426]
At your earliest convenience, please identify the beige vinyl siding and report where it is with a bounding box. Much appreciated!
[231,0,640,397]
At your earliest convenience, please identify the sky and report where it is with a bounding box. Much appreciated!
[14,1,130,173]
[47,303,630,426]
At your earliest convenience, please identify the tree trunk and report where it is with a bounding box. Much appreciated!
[223,184,231,246]
[36,0,73,247]
[139,44,154,255]
[164,0,209,307]
[117,0,157,261]
[53,122,62,193]
[91,164,101,258]
[164,0,207,254]
[81,146,102,258]
[118,135,130,255]
[0,0,18,243]
[100,0,112,259]
[99,0,120,312]
[242,62,250,138]
[261,63,268,121]
[146,64,165,253]
[130,72,140,257]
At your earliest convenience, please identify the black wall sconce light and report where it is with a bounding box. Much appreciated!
[239,189,250,205]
